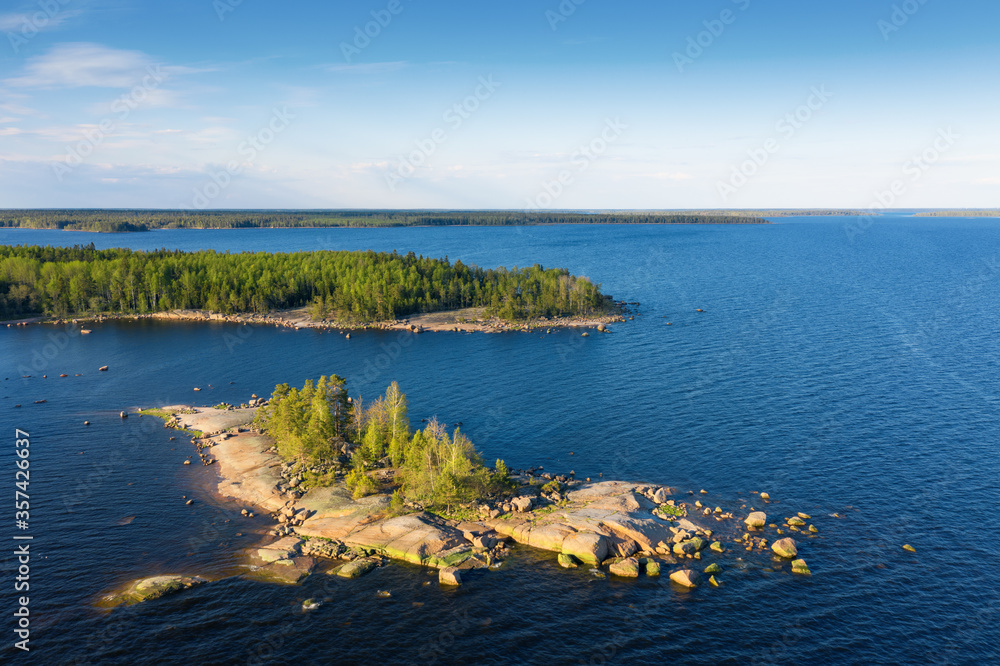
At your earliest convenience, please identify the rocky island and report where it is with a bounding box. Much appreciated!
[106,377,824,605]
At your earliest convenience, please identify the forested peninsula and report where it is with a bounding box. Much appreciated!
[0,244,613,321]
[0,209,772,233]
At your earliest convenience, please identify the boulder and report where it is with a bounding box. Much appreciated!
[608,557,640,578]
[561,532,609,565]
[787,517,806,527]
[672,537,706,556]
[669,569,701,588]
[760,492,770,501]
[336,557,379,579]
[771,537,798,558]
[511,496,534,513]
[439,567,462,586]
[121,575,206,605]
[709,541,724,553]
[652,487,669,504]
[745,511,767,529]
[645,560,661,577]
[791,559,811,575]
[557,553,579,568]
[704,563,722,575]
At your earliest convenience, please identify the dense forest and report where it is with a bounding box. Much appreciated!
[255,377,511,509]
[0,209,771,233]
[0,244,611,321]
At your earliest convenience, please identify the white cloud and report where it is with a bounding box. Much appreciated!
[325,61,408,74]
[6,43,155,89]
[0,8,82,32]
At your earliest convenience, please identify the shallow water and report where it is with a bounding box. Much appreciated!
[2,218,999,664]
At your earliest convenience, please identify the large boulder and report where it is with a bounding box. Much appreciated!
[561,532,609,565]
[745,511,767,529]
[511,496,534,513]
[652,487,670,504]
[608,557,641,578]
[772,537,798,558]
[119,575,206,605]
[669,569,701,588]
[439,567,462,586]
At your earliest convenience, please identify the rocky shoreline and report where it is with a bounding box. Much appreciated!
[5,302,636,335]
[105,403,825,606]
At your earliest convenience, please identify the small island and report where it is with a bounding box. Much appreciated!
[109,377,822,604]
[0,245,628,331]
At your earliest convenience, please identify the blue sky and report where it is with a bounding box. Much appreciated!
[0,0,997,209]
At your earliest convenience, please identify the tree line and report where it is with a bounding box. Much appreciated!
[0,209,770,232]
[0,244,611,321]
[254,377,512,510]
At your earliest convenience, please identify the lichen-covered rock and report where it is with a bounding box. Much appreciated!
[120,575,206,605]
[791,559,811,575]
[557,553,579,568]
[672,537,706,556]
[645,560,661,577]
[704,563,722,575]
[608,557,640,578]
[772,537,798,558]
[787,516,806,527]
[709,541,725,553]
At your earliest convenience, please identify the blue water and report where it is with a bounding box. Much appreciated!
[2,218,999,664]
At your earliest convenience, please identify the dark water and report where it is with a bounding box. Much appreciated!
[2,218,999,664]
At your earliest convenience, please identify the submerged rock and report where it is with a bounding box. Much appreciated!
[791,559,811,575]
[118,575,206,605]
[336,557,379,579]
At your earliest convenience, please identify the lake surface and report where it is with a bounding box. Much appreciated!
[3,218,999,664]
